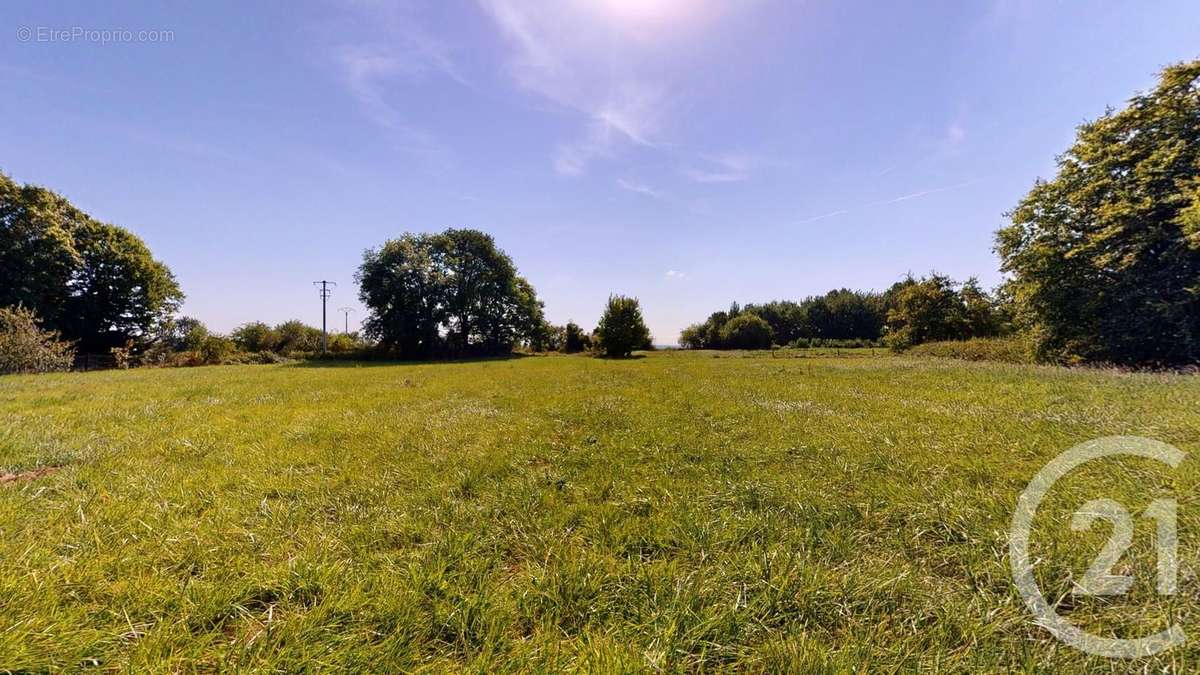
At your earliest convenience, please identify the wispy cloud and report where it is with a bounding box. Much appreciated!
[867,180,976,206]
[323,3,469,164]
[479,0,735,176]
[664,269,687,280]
[617,178,665,199]
[797,209,849,225]
[683,154,763,184]
[797,180,976,225]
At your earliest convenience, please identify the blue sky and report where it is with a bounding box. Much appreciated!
[3,1,1198,343]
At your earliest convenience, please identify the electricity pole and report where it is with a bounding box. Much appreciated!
[313,280,336,353]
[338,306,355,334]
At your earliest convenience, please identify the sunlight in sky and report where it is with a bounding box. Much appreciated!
[590,0,693,26]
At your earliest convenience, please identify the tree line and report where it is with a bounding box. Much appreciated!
[2,59,1197,371]
[679,276,1007,351]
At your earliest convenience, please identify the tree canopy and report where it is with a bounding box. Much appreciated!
[996,59,1200,365]
[356,229,545,358]
[0,173,182,352]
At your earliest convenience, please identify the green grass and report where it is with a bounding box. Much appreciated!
[1,351,1198,671]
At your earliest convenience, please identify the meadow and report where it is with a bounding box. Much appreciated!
[1,351,1198,671]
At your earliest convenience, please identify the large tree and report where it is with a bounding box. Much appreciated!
[356,229,545,358]
[996,60,1200,365]
[0,173,182,352]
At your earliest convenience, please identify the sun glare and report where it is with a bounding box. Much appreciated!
[592,0,692,25]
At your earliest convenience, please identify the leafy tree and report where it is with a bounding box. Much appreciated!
[357,234,444,358]
[230,321,280,353]
[596,295,651,357]
[357,229,545,358]
[719,312,774,349]
[0,305,75,374]
[0,173,182,352]
[996,60,1200,365]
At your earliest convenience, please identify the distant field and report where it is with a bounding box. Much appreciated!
[1,352,1198,671]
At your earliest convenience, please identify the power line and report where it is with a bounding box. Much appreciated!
[312,280,336,353]
[338,306,355,334]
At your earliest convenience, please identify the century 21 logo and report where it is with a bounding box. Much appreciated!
[1009,437,1186,658]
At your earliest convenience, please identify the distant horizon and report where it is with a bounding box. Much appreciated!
[3,1,1197,343]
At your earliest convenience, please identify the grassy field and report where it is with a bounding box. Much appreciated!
[1,351,1199,671]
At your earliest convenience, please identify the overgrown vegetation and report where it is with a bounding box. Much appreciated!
[0,306,75,374]
[1,351,1196,670]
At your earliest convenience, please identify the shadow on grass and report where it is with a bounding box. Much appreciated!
[287,353,534,368]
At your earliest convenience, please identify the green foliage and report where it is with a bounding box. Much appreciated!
[357,229,545,358]
[198,335,236,364]
[172,317,210,352]
[0,174,182,352]
[230,321,280,353]
[678,323,705,349]
[595,295,650,357]
[996,60,1200,365]
[683,291,887,349]
[275,320,323,354]
[883,274,1005,350]
[883,275,969,350]
[718,312,774,349]
[905,337,1035,364]
[740,300,807,344]
[562,321,588,353]
[0,305,75,374]
[327,333,364,353]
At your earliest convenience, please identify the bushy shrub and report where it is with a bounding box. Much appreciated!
[276,320,322,353]
[719,313,774,349]
[198,335,236,364]
[231,321,280,353]
[906,337,1034,364]
[0,306,76,374]
[110,341,134,369]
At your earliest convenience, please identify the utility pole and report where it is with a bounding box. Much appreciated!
[313,280,336,353]
[338,306,355,334]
